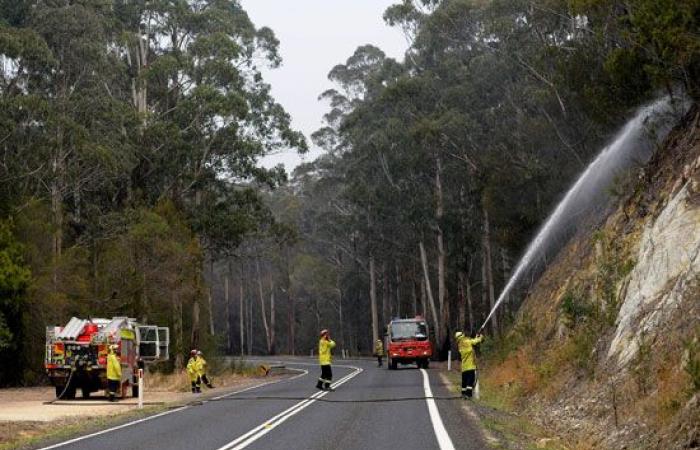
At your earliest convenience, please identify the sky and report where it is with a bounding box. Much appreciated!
[241,0,408,172]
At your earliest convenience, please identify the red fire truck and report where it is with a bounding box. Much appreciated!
[45,317,169,399]
[386,316,433,370]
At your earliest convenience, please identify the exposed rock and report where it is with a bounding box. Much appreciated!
[608,181,700,366]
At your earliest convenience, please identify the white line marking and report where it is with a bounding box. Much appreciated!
[35,406,189,450]
[421,368,456,450]
[36,371,308,450]
[216,366,363,450]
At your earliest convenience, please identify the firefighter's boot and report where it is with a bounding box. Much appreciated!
[316,379,323,390]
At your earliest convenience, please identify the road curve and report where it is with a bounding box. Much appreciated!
[34,358,487,450]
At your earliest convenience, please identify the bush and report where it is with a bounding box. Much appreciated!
[560,289,593,327]
[685,335,700,393]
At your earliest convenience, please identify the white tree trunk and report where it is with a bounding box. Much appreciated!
[369,255,379,347]
[255,258,271,353]
[239,265,245,357]
[419,241,440,337]
[435,154,447,345]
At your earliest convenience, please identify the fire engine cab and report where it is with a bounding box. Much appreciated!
[386,316,433,370]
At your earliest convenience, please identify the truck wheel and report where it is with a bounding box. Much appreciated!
[65,386,76,400]
[55,385,65,399]
[422,359,430,369]
[81,387,91,399]
[390,360,398,370]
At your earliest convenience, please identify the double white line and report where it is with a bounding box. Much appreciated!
[215,366,363,450]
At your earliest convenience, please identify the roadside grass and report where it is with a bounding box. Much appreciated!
[0,405,169,450]
[148,358,259,392]
[0,359,271,450]
[443,369,568,450]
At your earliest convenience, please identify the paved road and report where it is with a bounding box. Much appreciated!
[35,358,487,450]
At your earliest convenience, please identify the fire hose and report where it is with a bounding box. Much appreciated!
[47,364,77,404]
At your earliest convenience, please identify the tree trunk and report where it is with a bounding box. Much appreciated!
[369,254,379,347]
[247,281,253,355]
[419,241,440,338]
[381,262,389,326]
[458,271,466,331]
[190,299,200,351]
[225,271,230,354]
[481,205,498,335]
[500,247,511,321]
[268,274,276,355]
[174,292,183,369]
[51,138,64,288]
[434,154,447,345]
[336,272,344,353]
[285,249,295,355]
[466,271,475,333]
[239,264,245,357]
[411,270,418,317]
[255,258,271,354]
[420,276,427,318]
[395,262,401,317]
[208,258,215,337]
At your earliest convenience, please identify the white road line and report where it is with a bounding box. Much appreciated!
[216,366,363,450]
[36,406,189,450]
[36,372,309,450]
[421,368,456,450]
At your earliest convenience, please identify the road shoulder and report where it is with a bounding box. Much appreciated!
[439,369,568,450]
[0,372,296,450]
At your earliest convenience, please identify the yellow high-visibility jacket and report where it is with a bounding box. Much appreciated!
[196,356,207,376]
[186,357,199,381]
[375,341,384,356]
[456,334,484,372]
[318,338,336,366]
[106,352,122,381]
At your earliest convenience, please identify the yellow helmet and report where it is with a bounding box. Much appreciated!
[454,331,464,339]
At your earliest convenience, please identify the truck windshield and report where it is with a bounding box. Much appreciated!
[390,322,428,341]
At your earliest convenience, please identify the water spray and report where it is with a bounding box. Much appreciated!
[478,96,683,334]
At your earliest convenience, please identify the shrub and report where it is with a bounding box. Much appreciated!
[685,335,700,393]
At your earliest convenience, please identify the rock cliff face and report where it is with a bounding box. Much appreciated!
[609,171,700,367]
[485,105,700,450]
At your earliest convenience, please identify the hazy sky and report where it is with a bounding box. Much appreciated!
[241,0,408,171]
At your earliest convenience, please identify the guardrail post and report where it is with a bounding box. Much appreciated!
[447,351,452,371]
[138,369,144,409]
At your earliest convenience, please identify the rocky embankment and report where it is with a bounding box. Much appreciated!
[484,105,700,450]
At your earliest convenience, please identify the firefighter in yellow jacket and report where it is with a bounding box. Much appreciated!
[187,350,201,393]
[106,344,122,402]
[455,331,484,398]
[315,329,336,391]
[374,339,384,367]
[196,350,214,389]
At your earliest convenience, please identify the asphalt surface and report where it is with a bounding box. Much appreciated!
[35,358,487,450]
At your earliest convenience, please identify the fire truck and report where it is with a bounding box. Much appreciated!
[45,317,169,399]
[386,316,433,370]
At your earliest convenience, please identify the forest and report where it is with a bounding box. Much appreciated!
[1,0,698,386]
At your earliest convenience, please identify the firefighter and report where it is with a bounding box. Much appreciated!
[196,350,214,388]
[187,350,201,393]
[454,331,484,399]
[374,339,384,367]
[315,329,336,391]
[106,344,122,402]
